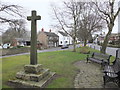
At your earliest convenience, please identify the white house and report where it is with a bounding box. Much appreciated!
[57,31,72,46]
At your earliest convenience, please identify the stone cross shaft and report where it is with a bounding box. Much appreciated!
[27,10,41,65]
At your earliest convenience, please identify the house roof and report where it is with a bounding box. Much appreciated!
[58,31,68,36]
[44,32,59,37]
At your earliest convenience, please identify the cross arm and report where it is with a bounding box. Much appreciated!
[36,15,41,20]
[27,16,31,21]
[27,16,41,21]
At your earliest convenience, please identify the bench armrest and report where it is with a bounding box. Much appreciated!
[86,52,93,63]
[112,60,116,65]
[102,60,109,66]
[91,53,94,58]
[107,55,112,65]
[86,55,89,63]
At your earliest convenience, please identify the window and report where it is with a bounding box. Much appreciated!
[61,41,62,44]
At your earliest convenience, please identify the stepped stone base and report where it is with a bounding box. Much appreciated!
[8,64,55,88]
[24,64,43,74]
[16,69,50,82]
[8,72,55,88]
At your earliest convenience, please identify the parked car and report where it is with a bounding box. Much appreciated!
[0,46,2,49]
[2,43,11,49]
[61,45,69,49]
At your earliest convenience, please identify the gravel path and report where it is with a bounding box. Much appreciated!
[74,60,118,88]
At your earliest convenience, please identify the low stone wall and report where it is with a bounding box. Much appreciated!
[1,47,30,56]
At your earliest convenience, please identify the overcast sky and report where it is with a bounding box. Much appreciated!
[1,0,120,34]
[1,0,60,33]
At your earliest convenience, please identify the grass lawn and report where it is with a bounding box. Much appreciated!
[2,47,115,88]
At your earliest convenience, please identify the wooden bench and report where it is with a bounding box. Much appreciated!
[86,52,112,66]
[103,49,120,87]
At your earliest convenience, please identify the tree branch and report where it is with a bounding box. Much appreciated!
[93,2,111,19]
[114,7,120,20]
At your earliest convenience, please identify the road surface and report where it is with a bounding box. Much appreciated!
[1,44,118,58]
[1,45,75,58]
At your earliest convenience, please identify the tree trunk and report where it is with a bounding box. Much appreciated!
[84,39,87,46]
[101,27,113,54]
[73,37,76,52]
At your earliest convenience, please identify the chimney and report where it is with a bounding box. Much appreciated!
[41,28,44,32]
[49,29,51,32]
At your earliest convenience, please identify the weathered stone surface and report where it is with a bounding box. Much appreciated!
[74,61,118,88]
[8,72,55,88]
[24,64,43,74]
[27,10,41,65]
[8,63,55,88]
[16,69,50,82]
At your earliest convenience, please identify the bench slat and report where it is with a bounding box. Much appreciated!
[106,73,118,78]
[94,53,110,60]
[87,52,111,66]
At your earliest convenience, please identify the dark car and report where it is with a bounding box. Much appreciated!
[61,45,69,49]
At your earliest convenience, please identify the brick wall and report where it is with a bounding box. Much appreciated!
[37,32,48,48]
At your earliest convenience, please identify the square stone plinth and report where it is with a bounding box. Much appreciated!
[16,69,50,82]
[24,64,43,74]
[8,72,55,88]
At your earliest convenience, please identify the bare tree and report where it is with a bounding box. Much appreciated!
[77,2,104,46]
[51,0,84,52]
[9,19,27,38]
[2,19,27,43]
[93,0,120,54]
[0,1,25,33]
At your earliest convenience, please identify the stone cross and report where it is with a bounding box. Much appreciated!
[27,10,41,65]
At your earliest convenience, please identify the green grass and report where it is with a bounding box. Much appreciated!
[1,47,115,88]
[2,50,86,88]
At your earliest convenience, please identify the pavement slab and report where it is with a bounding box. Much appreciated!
[74,60,118,88]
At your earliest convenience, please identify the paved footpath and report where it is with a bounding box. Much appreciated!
[74,60,118,88]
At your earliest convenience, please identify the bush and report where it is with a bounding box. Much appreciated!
[17,45,23,48]
[80,47,90,54]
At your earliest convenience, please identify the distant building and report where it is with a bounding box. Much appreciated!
[97,33,120,44]
[11,31,31,46]
[37,28,59,48]
[11,38,31,46]
[97,33,106,44]
[57,31,72,46]
[109,33,120,42]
